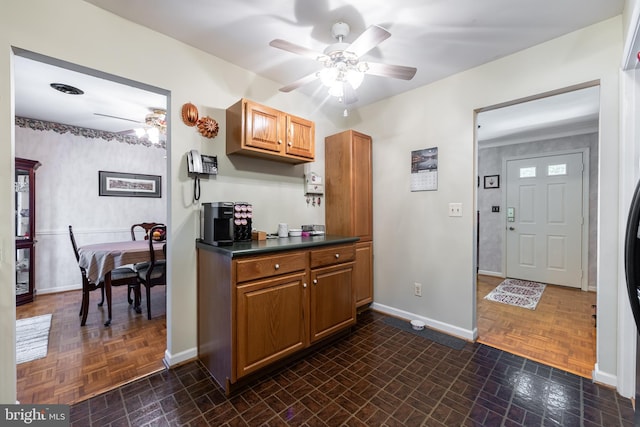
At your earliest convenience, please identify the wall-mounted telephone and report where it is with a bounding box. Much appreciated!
[187,150,218,202]
[187,150,218,175]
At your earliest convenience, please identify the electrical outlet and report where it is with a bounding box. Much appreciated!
[414,282,422,297]
[448,203,462,217]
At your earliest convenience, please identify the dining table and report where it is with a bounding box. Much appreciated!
[78,240,165,326]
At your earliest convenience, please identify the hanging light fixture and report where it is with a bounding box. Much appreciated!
[134,109,166,144]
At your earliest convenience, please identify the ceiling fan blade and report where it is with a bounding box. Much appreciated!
[269,39,328,61]
[347,25,391,58]
[93,112,143,124]
[365,62,417,80]
[342,82,358,105]
[279,71,319,92]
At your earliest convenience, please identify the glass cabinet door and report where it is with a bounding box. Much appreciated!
[16,247,31,297]
[15,168,30,240]
[15,157,39,306]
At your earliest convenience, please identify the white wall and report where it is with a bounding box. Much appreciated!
[15,125,167,294]
[0,0,630,404]
[0,0,338,403]
[350,17,622,388]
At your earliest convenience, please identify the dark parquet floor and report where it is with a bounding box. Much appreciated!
[70,311,636,426]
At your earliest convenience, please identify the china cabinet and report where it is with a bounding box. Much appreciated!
[15,157,40,306]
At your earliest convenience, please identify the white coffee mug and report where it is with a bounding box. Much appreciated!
[278,223,288,237]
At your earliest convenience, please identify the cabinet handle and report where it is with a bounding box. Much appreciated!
[288,141,292,146]
[313,279,318,284]
[303,283,307,288]
[274,263,280,270]
[335,253,340,259]
[277,140,282,145]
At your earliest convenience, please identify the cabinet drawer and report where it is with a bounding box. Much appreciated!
[310,244,355,269]
[236,251,307,283]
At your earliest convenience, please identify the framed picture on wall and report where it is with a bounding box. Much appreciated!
[484,175,500,189]
[99,171,161,198]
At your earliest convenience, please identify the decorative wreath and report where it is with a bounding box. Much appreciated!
[181,102,199,127]
[197,116,219,139]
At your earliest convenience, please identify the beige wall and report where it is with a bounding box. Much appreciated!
[350,17,622,386]
[0,1,630,403]
[0,0,338,403]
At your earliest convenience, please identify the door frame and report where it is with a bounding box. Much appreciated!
[501,148,590,291]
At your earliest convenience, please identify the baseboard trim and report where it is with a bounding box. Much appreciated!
[592,363,617,389]
[164,347,198,368]
[478,270,504,278]
[370,302,475,341]
[36,284,81,294]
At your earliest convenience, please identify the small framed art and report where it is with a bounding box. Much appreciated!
[484,175,500,189]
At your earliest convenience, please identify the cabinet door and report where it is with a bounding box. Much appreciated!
[354,241,373,307]
[352,132,373,240]
[310,262,355,342]
[236,271,308,378]
[285,114,315,159]
[244,101,285,153]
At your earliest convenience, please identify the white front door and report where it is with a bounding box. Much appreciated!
[505,152,585,288]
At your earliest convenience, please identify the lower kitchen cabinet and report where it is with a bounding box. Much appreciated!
[197,237,358,395]
[236,271,308,378]
[354,241,373,307]
[310,262,355,342]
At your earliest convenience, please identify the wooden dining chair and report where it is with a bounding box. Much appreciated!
[68,225,140,325]
[129,222,164,303]
[136,224,167,320]
[131,222,164,241]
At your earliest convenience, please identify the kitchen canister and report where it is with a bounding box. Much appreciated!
[277,223,288,237]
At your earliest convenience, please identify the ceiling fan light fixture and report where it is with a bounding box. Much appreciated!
[145,109,167,134]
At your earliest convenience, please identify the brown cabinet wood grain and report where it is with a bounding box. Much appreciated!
[310,262,355,342]
[197,240,356,394]
[325,130,373,307]
[226,99,314,163]
[236,271,308,378]
[354,241,373,306]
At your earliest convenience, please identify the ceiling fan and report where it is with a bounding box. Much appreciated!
[269,22,417,105]
[94,109,166,143]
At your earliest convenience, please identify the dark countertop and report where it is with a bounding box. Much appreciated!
[196,235,359,258]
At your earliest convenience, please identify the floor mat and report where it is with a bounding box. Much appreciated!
[484,278,546,310]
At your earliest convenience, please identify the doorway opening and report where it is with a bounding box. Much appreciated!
[12,47,171,404]
[474,83,599,378]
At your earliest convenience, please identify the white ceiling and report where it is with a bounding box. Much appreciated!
[14,0,620,136]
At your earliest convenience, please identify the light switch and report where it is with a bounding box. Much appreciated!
[448,203,462,217]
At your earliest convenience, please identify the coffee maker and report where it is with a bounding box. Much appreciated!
[202,202,234,246]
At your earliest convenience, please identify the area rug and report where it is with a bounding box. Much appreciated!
[382,316,466,350]
[16,313,52,364]
[484,279,546,310]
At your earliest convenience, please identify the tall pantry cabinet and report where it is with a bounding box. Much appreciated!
[325,130,373,308]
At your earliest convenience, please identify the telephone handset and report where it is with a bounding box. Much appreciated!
[187,149,203,173]
[187,150,218,202]
[187,150,218,175]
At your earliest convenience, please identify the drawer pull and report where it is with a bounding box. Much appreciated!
[335,253,340,259]
[313,279,318,284]
[274,263,280,270]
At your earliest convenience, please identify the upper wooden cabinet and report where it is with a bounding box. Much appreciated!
[226,99,315,164]
[325,130,373,241]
